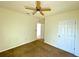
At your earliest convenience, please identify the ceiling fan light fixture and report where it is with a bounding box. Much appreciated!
[25,1,51,16]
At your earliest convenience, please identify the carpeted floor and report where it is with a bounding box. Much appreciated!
[0,40,76,57]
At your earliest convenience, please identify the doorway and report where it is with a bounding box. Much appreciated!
[36,22,42,39]
[36,22,45,40]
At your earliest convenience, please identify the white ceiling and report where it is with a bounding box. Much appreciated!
[0,1,79,16]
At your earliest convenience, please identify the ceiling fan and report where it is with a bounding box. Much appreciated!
[25,1,51,16]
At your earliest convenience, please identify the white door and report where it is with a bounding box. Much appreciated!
[56,19,76,54]
[75,19,79,56]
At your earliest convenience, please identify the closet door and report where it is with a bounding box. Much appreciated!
[75,19,79,56]
[56,19,76,54]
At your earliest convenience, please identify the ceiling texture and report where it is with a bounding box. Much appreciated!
[0,1,79,16]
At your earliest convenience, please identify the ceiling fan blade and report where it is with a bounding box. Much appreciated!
[39,10,44,16]
[36,1,41,8]
[32,10,37,15]
[25,6,36,10]
[41,8,51,11]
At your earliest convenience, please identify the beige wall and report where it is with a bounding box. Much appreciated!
[0,7,37,52]
[44,9,79,56]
